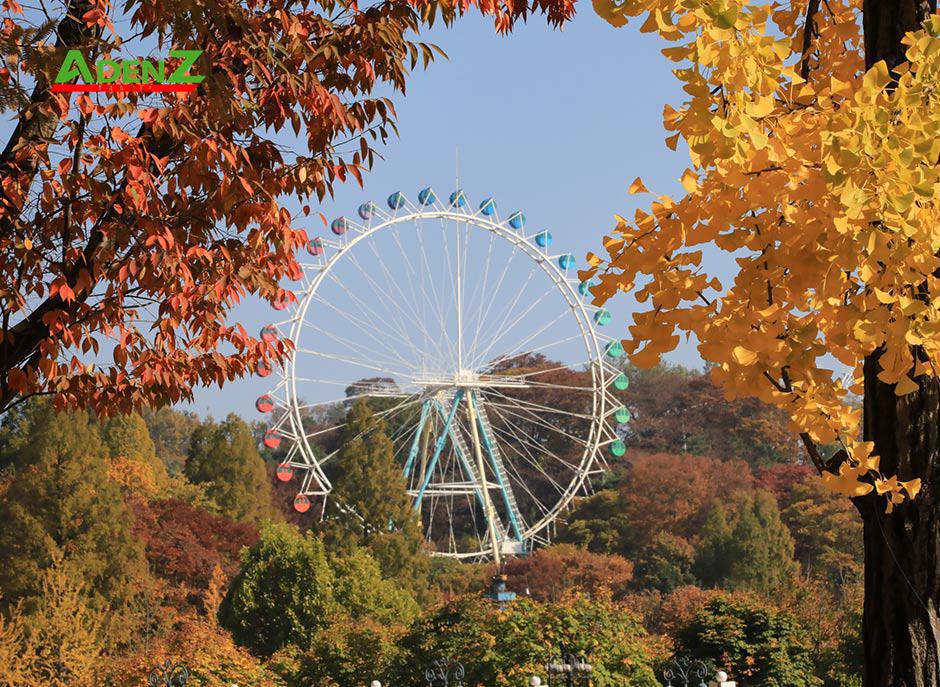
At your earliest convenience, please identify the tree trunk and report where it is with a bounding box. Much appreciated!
[861,352,940,685]
[860,5,939,685]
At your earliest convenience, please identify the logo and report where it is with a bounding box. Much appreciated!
[51,49,204,93]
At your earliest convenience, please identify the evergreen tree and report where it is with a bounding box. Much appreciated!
[0,403,150,639]
[185,413,274,524]
[141,406,201,474]
[725,491,798,594]
[103,412,170,492]
[695,492,798,594]
[325,400,427,585]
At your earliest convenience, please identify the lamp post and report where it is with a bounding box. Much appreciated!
[546,647,592,687]
[425,658,466,687]
[148,660,189,687]
[661,657,708,687]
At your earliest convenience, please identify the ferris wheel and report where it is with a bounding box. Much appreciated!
[254,187,630,562]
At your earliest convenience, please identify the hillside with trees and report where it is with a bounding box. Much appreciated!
[0,363,865,686]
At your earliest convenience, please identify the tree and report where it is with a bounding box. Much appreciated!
[219,522,336,658]
[586,0,940,679]
[134,497,259,603]
[504,543,634,601]
[0,554,109,687]
[0,404,150,639]
[102,411,170,494]
[389,595,659,687]
[325,400,427,586]
[556,489,635,554]
[674,595,819,687]
[695,492,798,595]
[219,521,415,660]
[619,363,799,467]
[0,0,575,419]
[780,477,863,589]
[141,406,201,474]
[185,413,273,523]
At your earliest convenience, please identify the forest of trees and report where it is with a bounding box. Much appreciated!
[0,363,863,686]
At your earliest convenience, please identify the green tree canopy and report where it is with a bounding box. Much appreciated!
[325,400,427,587]
[185,413,274,523]
[696,491,798,594]
[141,406,201,474]
[219,521,336,658]
[219,521,416,660]
[389,594,658,687]
[0,404,151,638]
[674,595,818,687]
[103,412,170,489]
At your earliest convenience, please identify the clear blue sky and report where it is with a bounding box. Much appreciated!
[187,9,702,418]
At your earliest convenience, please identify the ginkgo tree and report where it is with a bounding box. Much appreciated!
[0,0,574,417]
[586,0,940,682]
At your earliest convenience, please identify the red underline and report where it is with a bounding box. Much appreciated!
[51,83,198,93]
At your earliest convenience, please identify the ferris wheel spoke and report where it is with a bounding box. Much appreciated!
[479,332,590,374]
[388,224,454,370]
[297,315,420,375]
[465,257,541,369]
[310,291,428,372]
[482,409,569,500]
[483,397,592,451]
[488,439,553,518]
[464,226,498,358]
[361,232,453,370]
[466,273,555,364]
[483,389,596,422]
[310,396,424,455]
[341,248,436,364]
[411,218,459,367]
[470,282,570,370]
[489,362,587,382]
[317,267,430,370]
[484,404,574,493]
[485,398,583,473]
[473,309,573,372]
[294,345,415,380]
[465,236,522,363]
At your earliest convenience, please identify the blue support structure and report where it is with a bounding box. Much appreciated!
[403,400,431,480]
[470,391,524,541]
[431,399,489,518]
[413,389,464,509]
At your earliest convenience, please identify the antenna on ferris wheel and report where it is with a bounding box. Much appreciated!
[455,146,460,192]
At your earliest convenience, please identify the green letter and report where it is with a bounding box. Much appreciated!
[140,59,164,84]
[121,60,140,84]
[54,50,93,84]
[168,49,204,84]
[96,59,119,83]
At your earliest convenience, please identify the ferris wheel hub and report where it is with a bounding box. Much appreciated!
[410,373,530,389]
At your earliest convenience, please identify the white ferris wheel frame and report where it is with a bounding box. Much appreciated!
[261,193,624,560]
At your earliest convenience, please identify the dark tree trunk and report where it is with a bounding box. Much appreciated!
[861,353,940,686]
[860,4,938,685]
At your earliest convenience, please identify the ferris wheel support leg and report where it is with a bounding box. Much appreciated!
[432,400,491,521]
[467,391,503,567]
[413,389,465,510]
[403,400,432,480]
[470,391,525,542]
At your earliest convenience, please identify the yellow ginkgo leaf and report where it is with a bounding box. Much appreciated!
[731,345,758,366]
[902,478,923,499]
[822,464,875,497]
[592,0,629,28]
[628,177,649,195]
[895,374,919,396]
